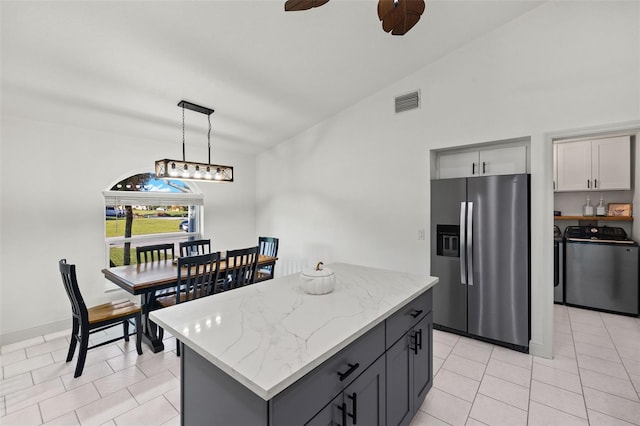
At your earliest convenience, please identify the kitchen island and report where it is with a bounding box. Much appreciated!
[150,263,438,426]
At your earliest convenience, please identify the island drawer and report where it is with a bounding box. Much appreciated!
[386,289,432,349]
[270,322,385,426]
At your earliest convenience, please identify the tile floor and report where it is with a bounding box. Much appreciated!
[0,304,639,425]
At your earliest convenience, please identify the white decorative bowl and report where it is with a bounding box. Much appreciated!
[301,262,335,295]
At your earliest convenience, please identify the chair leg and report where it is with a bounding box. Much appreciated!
[135,313,143,355]
[158,326,164,341]
[74,328,90,378]
[123,319,130,342]
[66,318,79,362]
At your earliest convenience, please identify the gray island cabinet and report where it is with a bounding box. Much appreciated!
[150,263,438,426]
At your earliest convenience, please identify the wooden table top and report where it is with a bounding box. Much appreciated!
[102,255,277,295]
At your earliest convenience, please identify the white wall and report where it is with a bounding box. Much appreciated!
[555,190,634,218]
[257,1,640,357]
[0,116,256,344]
[555,188,635,237]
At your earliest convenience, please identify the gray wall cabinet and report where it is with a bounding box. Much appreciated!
[180,288,433,426]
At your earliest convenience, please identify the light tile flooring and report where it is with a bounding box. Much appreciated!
[416,305,640,426]
[1,304,639,425]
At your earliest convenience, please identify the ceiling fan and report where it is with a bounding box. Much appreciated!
[284,0,426,36]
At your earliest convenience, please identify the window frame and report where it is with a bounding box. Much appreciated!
[103,179,204,292]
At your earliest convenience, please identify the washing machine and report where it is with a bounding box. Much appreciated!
[565,226,639,315]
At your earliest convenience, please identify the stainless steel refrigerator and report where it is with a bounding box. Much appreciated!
[430,174,530,351]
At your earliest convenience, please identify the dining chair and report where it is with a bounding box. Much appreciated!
[137,243,178,303]
[59,259,142,378]
[255,236,279,282]
[136,243,175,264]
[156,252,221,356]
[179,239,211,257]
[224,246,259,291]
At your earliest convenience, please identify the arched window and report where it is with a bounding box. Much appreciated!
[103,172,204,267]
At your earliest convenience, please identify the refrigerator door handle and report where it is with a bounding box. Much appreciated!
[460,202,467,285]
[467,201,474,286]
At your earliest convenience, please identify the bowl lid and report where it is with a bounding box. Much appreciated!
[301,262,334,278]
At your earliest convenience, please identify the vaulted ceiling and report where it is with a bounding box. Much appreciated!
[1,1,543,154]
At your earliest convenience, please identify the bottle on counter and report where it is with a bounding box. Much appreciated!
[596,194,607,217]
[583,196,594,216]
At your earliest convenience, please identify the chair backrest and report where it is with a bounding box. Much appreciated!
[59,259,88,322]
[258,237,279,257]
[136,243,175,264]
[224,246,259,290]
[179,239,211,257]
[176,252,221,303]
[258,237,279,278]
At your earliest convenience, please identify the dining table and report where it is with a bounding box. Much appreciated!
[102,254,278,352]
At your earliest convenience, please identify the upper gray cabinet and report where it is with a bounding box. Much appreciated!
[554,135,631,192]
[437,145,528,179]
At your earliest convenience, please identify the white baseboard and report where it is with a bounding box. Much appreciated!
[0,319,70,347]
[529,339,553,359]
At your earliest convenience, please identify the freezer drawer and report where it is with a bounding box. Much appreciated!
[565,242,639,315]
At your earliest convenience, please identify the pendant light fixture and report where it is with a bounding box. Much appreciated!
[155,100,234,182]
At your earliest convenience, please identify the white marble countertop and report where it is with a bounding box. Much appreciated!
[150,262,438,400]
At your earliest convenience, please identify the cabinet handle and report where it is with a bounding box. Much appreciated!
[410,309,423,319]
[472,163,476,175]
[410,332,419,355]
[594,179,598,188]
[482,161,486,174]
[587,179,590,188]
[348,392,357,424]
[417,328,423,351]
[337,402,347,426]
[337,363,360,382]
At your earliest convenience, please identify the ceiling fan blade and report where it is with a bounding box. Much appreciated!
[392,13,420,35]
[285,0,329,11]
[377,0,396,20]
[392,1,424,35]
[406,0,426,15]
[379,0,397,32]
[378,0,426,36]
[382,18,395,33]
[391,1,408,34]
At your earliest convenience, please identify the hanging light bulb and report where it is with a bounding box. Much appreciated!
[182,164,190,178]
[205,166,213,180]
[169,162,179,177]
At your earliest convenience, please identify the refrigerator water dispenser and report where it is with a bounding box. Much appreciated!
[436,225,460,257]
